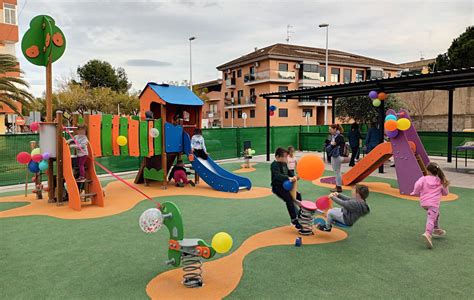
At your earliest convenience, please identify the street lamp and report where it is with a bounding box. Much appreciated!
[189,36,196,90]
[318,23,329,125]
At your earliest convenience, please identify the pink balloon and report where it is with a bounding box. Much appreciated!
[316,196,332,210]
[16,152,31,164]
[30,122,40,132]
[31,154,43,163]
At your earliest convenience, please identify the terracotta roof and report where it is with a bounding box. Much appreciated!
[217,43,401,70]
[398,58,436,69]
[195,79,222,88]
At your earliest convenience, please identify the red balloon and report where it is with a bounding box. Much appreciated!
[316,196,332,211]
[31,154,43,163]
[269,111,275,116]
[30,122,40,132]
[16,152,31,164]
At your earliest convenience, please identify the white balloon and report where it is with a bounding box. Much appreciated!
[150,128,160,138]
[139,208,164,233]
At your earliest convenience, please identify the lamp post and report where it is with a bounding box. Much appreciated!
[189,36,196,90]
[319,23,329,125]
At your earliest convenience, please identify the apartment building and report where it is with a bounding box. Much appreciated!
[0,0,19,134]
[196,79,224,128]
[212,43,401,127]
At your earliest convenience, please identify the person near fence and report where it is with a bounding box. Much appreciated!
[348,122,362,167]
[325,124,349,193]
[191,128,208,160]
[365,122,380,153]
[67,124,89,182]
[287,145,297,177]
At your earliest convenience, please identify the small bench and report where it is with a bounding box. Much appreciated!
[455,144,474,170]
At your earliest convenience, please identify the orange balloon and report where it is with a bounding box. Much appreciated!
[384,120,398,131]
[188,154,195,162]
[296,154,325,181]
[378,92,387,100]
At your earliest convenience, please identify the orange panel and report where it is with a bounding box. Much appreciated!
[148,121,154,157]
[128,118,140,157]
[112,115,120,156]
[88,115,102,157]
[62,138,81,211]
[139,86,165,120]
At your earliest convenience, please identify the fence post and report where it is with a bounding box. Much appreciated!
[236,127,241,157]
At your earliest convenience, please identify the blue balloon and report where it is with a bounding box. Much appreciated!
[385,114,397,122]
[283,180,293,191]
[28,161,40,173]
[270,105,277,111]
[39,160,49,172]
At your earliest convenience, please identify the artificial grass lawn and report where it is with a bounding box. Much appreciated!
[1,162,473,299]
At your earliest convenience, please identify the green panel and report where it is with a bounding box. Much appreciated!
[153,119,162,156]
[144,167,163,181]
[101,114,113,156]
[139,121,149,157]
[119,117,129,156]
[131,116,140,121]
[162,201,184,267]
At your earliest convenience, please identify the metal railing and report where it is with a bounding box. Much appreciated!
[244,70,296,82]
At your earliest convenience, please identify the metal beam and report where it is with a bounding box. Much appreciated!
[266,97,271,162]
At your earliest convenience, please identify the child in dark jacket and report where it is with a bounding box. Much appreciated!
[168,160,195,187]
[271,147,302,230]
[317,184,370,231]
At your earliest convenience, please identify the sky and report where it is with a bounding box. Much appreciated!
[16,0,474,97]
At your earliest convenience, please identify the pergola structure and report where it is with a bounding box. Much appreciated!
[261,67,474,169]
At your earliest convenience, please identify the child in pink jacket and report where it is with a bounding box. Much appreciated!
[411,162,449,249]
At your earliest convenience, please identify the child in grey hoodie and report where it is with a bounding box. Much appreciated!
[317,184,370,232]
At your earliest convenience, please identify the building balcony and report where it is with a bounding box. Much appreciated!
[244,70,296,85]
[225,78,236,89]
[206,91,221,102]
[297,98,331,107]
[205,111,221,119]
[0,23,19,43]
[224,95,257,109]
[298,72,322,88]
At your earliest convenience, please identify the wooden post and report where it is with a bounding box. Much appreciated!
[56,111,64,205]
[160,105,167,188]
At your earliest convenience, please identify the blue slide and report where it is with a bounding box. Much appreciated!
[183,133,252,193]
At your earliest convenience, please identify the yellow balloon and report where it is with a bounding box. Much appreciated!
[211,232,233,254]
[31,148,41,156]
[397,118,411,131]
[117,136,128,146]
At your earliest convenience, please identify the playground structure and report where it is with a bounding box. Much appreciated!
[321,109,429,195]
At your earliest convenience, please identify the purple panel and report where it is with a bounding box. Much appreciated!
[399,109,430,166]
[320,176,336,184]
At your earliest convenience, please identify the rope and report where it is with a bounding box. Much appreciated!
[62,126,161,208]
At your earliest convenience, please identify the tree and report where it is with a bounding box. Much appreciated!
[77,59,131,93]
[405,91,435,130]
[0,54,34,115]
[193,85,209,102]
[431,26,474,71]
[335,95,406,124]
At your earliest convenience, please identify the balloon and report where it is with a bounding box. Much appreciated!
[42,152,50,160]
[31,154,43,163]
[385,114,397,122]
[368,91,378,99]
[269,110,275,116]
[31,148,41,156]
[384,120,398,131]
[386,129,399,139]
[139,208,164,233]
[211,232,233,254]
[30,122,40,131]
[270,105,277,111]
[372,99,381,107]
[188,154,195,162]
[251,149,256,155]
[397,118,411,131]
[296,154,325,181]
[149,128,159,138]
[39,160,49,171]
[316,196,332,211]
[377,92,387,100]
[28,161,40,173]
[16,152,31,164]
[283,180,293,191]
[117,136,128,146]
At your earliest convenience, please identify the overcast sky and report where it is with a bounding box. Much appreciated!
[17,0,473,96]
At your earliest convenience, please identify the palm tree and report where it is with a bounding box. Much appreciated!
[0,54,34,115]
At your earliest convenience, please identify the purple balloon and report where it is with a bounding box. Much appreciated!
[42,152,50,160]
[386,129,398,139]
[368,91,378,99]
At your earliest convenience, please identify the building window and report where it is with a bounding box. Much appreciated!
[225,111,229,119]
[279,108,288,117]
[237,69,242,78]
[302,108,313,117]
[224,92,228,99]
[343,69,352,83]
[331,68,340,82]
[249,88,255,96]
[230,91,234,98]
[301,64,319,80]
[368,69,383,79]
[4,4,16,25]
[237,90,244,104]
[355,70,364,82]
[232,70,236,78]
[224,73,228,80]
[278,86,288,102]
[250,66,255,75]
[317,66,326,82]
[250,109,255,118]
[237,109,243,118]
[279,63,288,71]
[209,104,217,113]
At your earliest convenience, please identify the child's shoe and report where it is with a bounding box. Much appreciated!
[177,182,184,188]
[433,229,446,237]
[291,219,302,230]
[316,224,332,232]
[189,180,195,187]
[330,186,343,193]
[422,232,433,249]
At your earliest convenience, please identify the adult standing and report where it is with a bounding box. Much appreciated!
[325,124,346,193]
[365,122,380,153]
[348,122,362,167]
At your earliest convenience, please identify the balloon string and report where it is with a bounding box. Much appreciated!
[62,126,161,208]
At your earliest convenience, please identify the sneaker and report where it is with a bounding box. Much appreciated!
[433,229,446,237]
[330,186,338,192]
[189,180,195,187]
[291,219,302,230]
[316,224,332,232]
[177,182,184,188]
[422,232,433,249]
